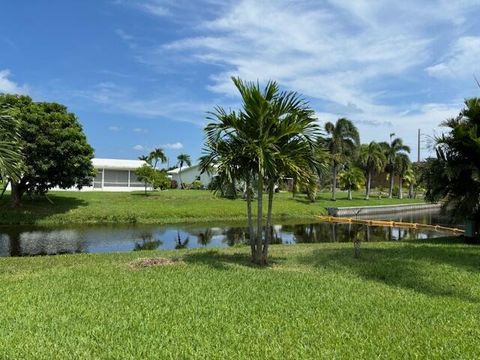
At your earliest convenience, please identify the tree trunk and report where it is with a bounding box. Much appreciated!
[348,187,352,200]
[255,171,264,264]
[262,181,275,263]
[332,164,337,201]
[398,177,403,199]
[178,170,182,189]
[408,183,414,199]
[10,181,24,208]
[246,177,255,259]
[365,171,371,200]
[388,171,394,198]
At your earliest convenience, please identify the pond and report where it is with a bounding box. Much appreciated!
[0,209,461,257]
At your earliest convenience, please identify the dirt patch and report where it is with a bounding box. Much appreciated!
[129,257,183,269]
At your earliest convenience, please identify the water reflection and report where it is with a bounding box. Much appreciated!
[0,209,461,257]
[134,232,163,251]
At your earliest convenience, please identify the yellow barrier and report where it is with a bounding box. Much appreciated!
[316,215,464,234]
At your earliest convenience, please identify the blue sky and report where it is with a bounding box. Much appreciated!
[1,0,479,164]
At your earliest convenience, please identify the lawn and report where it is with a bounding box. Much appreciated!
[0,239,478,359]
[0,190,425,226]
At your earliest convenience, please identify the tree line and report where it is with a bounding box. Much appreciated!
[198,77,480,264]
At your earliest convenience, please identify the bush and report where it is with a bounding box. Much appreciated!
[190,180,203,190]
[170,180,178,189]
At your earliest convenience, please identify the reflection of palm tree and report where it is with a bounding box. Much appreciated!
[134,232,163,251]
[224,227,245,247]
[175,231,189,249]
[197,229,213,246]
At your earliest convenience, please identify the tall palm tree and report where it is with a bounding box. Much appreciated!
[176,153,191,188]
[148,148,167,169]
[403,166,416,199]
[381,134,410,198]
[201,77,321,264]
[358,142,386,200]
[395,153,411,199]
[0,106,22,186]
[324,118,360,201]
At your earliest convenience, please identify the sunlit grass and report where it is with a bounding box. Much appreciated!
[0,239,478,359]
[0,190,425,225]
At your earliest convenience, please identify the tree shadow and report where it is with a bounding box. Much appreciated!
[0,193,88,225]
[182,250,285,270]
[297,243,480,303]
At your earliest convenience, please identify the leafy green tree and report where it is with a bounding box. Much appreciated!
[324,118,360,201]
[135,164,153,194]
[148,148,167,169]
[423,98,480,238]
[338,166,365,200]
[0,105,22,187]
[135,164,169,194]
[381,134,410,198]
[201,77,321,264]
[176,153,191,188]
[358,141,386,200]
[0,94,94,207]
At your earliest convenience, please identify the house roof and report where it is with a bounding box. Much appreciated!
[167,164,199,174]
[92,158,147,170]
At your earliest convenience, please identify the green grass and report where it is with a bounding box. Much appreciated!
[0,190,425,225]
[0,239,478,359]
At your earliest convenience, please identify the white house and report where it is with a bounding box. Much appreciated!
[89,158,148,191]
[167,164,214,188]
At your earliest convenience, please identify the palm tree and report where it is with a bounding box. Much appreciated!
[0,106,22,187]
[395,153,411,199]
[324,118,360,201]
[200,123,257,255]
[201,77,322,264]
[381,134,410,198]
[338,166,364,200]
[358,142,386,200]
[423,98,480,238]
[138,155,150,164]
[403,166,416,199]
[176,153,191,188]
[148,148,167,169]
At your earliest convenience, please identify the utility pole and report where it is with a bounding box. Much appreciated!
[417,128,421,163]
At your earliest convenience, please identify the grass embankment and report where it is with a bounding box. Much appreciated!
[0,190,425,226]
[0,239,478,358]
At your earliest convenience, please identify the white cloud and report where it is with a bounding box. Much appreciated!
[0,69,28,94]
[78,82,217,126]
[162,142,183,149]
[108,126,121,131]
[146,0,478,156]
[425,36,480,79]
[139,2,170,17]
[133,127,148,133]
[133,144,145,151]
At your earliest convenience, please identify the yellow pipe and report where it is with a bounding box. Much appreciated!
[315,215,464,234]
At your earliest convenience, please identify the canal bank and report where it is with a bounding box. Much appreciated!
[326,203,441,217]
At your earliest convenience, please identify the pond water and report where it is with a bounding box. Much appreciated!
[0,209,461,257]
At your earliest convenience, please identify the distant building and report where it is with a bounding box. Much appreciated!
[167,164,214,188]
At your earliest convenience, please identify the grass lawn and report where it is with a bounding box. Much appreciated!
[0,190,425,226]
[0,239,478,358]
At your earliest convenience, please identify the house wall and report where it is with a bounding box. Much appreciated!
[170,167,213,188]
